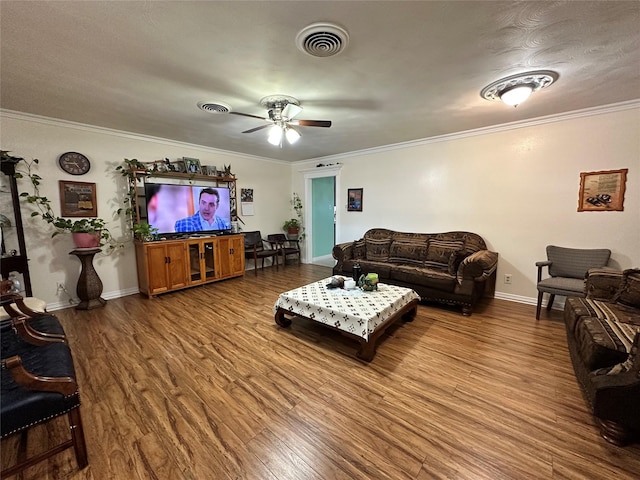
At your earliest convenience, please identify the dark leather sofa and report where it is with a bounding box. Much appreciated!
[332,228,498,315]
[563,268,640,445]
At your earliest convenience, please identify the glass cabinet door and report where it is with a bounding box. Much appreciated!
[202,241,215,280]
[188,242,202,282]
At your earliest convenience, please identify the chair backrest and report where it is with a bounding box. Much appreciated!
[243,231,264,251]
[267,233,287,244]
[547,245,611,279]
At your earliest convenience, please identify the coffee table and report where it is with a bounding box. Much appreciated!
[274,277,420,361]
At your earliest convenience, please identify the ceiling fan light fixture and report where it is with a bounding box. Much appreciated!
[285,126,301,144]
[480,70,558,107]
[268,125,283,146]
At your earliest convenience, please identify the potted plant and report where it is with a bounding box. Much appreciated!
[4,152,115,249]
[283,192,305,239]
[132,222,158,242]
[283,218,301,237]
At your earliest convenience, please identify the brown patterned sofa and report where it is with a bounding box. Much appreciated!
[332,228,498,315]
[564,268,640,445]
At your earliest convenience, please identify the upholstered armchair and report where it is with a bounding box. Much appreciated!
[535,245,611,319]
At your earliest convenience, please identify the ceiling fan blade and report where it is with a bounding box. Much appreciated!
[229,111,269,121]
[242,124,271,134]
[282,103,303,120]
[294,119,332,128]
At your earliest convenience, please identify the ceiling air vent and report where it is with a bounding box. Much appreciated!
[198,101,231,113]
[296,22,349,58]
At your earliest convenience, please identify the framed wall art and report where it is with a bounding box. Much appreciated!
[347,188,363,212]
[59,181,97,217]
[577,168,628,212]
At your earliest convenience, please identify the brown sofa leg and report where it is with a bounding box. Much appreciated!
[598,418,633,446]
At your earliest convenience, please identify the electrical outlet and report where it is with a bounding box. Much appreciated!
[504,274,513,284]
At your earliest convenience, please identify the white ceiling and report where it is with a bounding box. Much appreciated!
[1,1,639,162]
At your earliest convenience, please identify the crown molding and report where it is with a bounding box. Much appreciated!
[300,99,640,164]
[0,108,289,166]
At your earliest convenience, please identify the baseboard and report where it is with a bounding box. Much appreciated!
[43,283,564,313]
[46,286,141,312]
[494,292,565,311]
[311,254,336,267]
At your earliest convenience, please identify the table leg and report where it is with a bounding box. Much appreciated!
[274,307,292,328]
[356,341,375,362]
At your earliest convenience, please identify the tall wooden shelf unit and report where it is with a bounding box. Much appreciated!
[127,168,244,298]
[1,156,32,296]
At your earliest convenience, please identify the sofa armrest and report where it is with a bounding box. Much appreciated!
[457,250,498,283]
[590,331,640,423]
[585,268,624,301]
[332,241,354,271]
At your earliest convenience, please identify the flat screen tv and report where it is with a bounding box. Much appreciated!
[144,183,232,237]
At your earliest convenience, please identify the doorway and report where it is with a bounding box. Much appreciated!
[303,165,341,265]
[310,176,335,266]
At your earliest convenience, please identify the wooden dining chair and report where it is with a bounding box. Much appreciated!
[243,231,279,275]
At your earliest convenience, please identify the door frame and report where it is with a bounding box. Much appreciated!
[302,165,342,264]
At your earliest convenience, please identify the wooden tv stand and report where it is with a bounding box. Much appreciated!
[134,234,245,297]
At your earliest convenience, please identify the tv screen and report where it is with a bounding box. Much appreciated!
[145,183,232,236]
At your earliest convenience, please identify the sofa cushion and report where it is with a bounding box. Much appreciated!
[567,297,640,370]
[574,316,631,370]
[614,269,640,309]
[390,265,456,292]
[353,239,366,260]
[389,240,428,266]
[592,332,640,376]
[425,239,464,273]
[365,238,391,262]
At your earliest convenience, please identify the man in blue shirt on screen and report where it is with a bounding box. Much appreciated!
[174,188,231,233]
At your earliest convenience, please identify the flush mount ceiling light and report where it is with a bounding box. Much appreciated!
[480,70,559,107]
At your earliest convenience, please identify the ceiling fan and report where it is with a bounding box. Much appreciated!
[228,95,332,146]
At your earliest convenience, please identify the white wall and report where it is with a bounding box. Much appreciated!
[293,104,640,305]
[3,104,638,309]
[1,112,292,308]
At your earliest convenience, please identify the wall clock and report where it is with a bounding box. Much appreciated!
[58,152,91,175]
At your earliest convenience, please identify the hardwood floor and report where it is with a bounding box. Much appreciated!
[3,264,640,479]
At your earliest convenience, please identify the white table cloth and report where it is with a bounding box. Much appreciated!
[274,277,420,341]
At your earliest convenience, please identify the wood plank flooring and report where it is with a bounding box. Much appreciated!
[2,264,640,479]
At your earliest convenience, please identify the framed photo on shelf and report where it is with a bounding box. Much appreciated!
[577,168,628,212]
[59,180,97,217]
[183,157,201,174]
[347,188,363,212]
[200,165,210,176]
